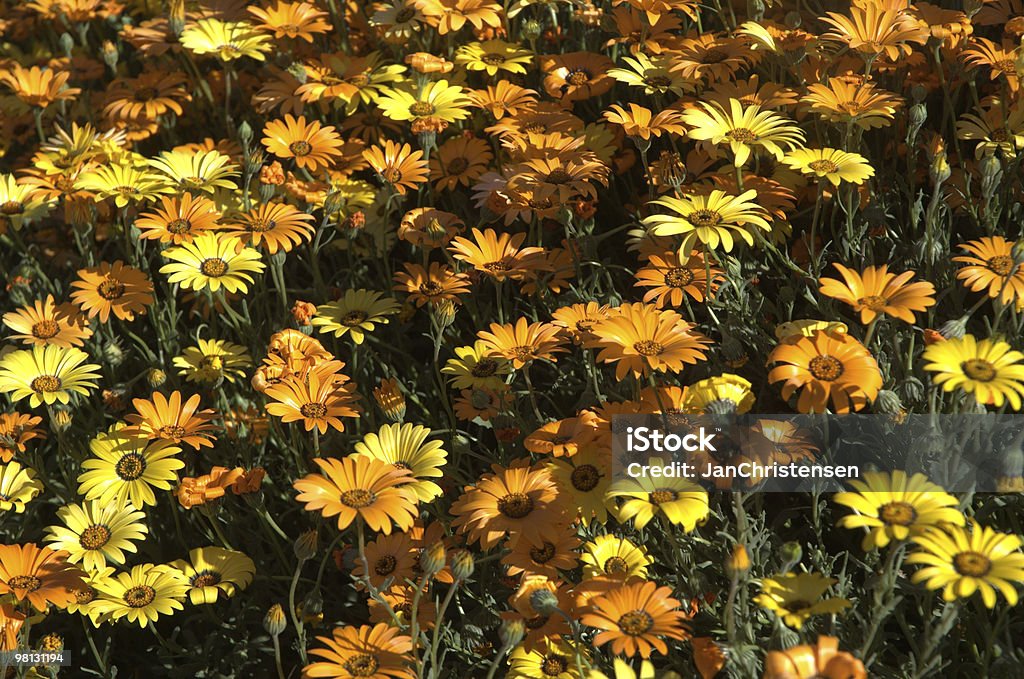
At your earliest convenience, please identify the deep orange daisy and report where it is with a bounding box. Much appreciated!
[0,543,86,612]
[262,115,345,172]
[125,391,219,450]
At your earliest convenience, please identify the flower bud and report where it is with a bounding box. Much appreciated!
[929,151,951,185]
[725,544,750,577]
[908,102,927,131]
[263,604,287,637]
[59,33,74,58]
[431,298,457,330]
[419,542,446,577]
[300,589,323,625]
[874,389,903,415]
[373,378,406,422]
[238,121,253,148]
[780,541,802,571]
[102,339,125,367]
[520,19,543,41]
[980,155,1002,196]
[294,529,318,561]
[1011,240,1024,266]
[147,368,167,388]
[910,84,928,104]
[529,588,559,616]
[101,41,118,70]
[498,618,526,648]
[169,0,186,35]
[784,10,801,28]
[50,407,73,434]
[997,431,1024,492]
[938,316,968,340]
[450,550,475,581]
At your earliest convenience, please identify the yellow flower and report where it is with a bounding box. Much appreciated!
[351,423,447,502]
[755,573,851,628]
[834,471,965,550]
[75,163,172,208]
[782,148,875,185]
[159,232,265,294]
[455,40,533,76]
[681,98,805,167]
[147,149,240,193]
[180,19,272,61]
[643,189,771,253]
[169,547,255,605]
[0,345,101,407]
[0,461,43,513]
[907,521,1024,608]
[923,335,1024,410]
[441,341,513,390]
[606,460,709,530]
[92,564,190,627]
[376,79,471,123]
[580,535,652,580]
[173,339,252,385]
[44,500,148,572]
[683,373,755,413]
[0,173,54,230]
[311,289,400,344]
[77,424,184,509]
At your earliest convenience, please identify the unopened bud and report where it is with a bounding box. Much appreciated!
[419,542,446,577]
[784,10,801,28]
[450,550,475,581]
[102,339,125,367]
[263,604,287,636]
[725,544,750,577]
[294,529,318,561]
[908,102,927,131]
[59,33,74,58]
[50,407,73,434]
[938,316,968,340]
[521,19,542,41]
[147,368,166,388]
[529,588,559,616]
[780,542,802,571]
[373,378,406,422]
[980,155,1002,196]
[432,298,457,329]
[301,589,323,624]
[499,618,526,647]
[874,389,903,415]
[101,41,118,70]
[929,151,951,185]
[238,121,253,147]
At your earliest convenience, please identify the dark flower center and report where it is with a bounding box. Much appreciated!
[341,310,369,326]
[857,294,887,310]
[664,267,695,288]
[688,209,722,228]
[80,524,112,550]
[987,255,1013,276]
[123,585,156,607]
[167,218,191,234]
[7,575,41,592]
[726,127,757,143]
[300,402,328,419]
[961,359,996,382]
[649,489,676,504]
[98,278,126,300]
[541,655,569,676]
[633,340,663,357]
[808,355,844,381]
[529,541,556,564]
[289,140,312,157]
[409,101,436,117]
[617,609,654,636]
[565,69,590,86]
[374,555,397,575]
[191,570,221,588]
[339,488,375,508]
[472,359,499,377]
[497,492,534,519]
[953,551,992,577]
[570,464,601,491]
[200,258,228,277]
[31,320,60,339]
[446,157,469,174]
[879,501,917,526]
[604,556,629,574]
[342,653,380,677]
[158,425,187,439]
[115,453,146,480]
[30,375,61,393]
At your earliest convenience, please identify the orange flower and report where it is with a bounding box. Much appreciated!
[232,467,266,495]
[587,303,712,380]
[0,64,81,107]
[362,140,430,195]
[0,543,86,612]
[70,261,155,323]
[305,623,415,679]
[415,0,502,34]
[449,228,546,282]
[767,329,882,413]
[393,262,471,307]
[580,578,690,658]
[293,456,418,534]
[135,193,221,245]
[818,263,936,324]
[635,251,723,307]
[177,466,245,509]
[540,52,615,102]
[523,415,599,457]
[247,1,332,41]
[0,412,45,462]
[603,103,686,140]
[763,635,866,679]
[405,52,453,74]
[0,603,25,651]
[262,115,345,172]
[264,362,361,434]
[398,208,464,248]
[2,294,93,349]
[477,318,567,369]
[692,637,726,679]
[821,2,927,61]
[125,391,219,450]
[223,202,316,254]
[450,462,567,549]
[953,236,1024,306]
[292,300,318,325]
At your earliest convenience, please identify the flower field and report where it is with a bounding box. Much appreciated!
[1,0,1024,677]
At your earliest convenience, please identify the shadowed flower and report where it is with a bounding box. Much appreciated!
[304,623,415,679]
[0,543,86,612]
[755,573,851,628]
[819,264,935,324]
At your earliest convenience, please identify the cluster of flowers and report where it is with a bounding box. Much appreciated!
[0,0,1023,676]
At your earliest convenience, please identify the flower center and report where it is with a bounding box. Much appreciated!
[481,53,507,66]
[566,69,590,86]
[394,7,416,21]
[987,255,1014,276]
[808,159,839,173]
[289,140,312,157]
[191,570,221,588]
[483,260,511,273]
[617,609,654,636]
[1,200,24,215]
[342,654,380,677]
[200,258,228,277]
[570,464,601,491]
[75,587,96,604]
[497,492,534,519]
[857,294,887,311]
[80,524,111,550]
[247,217,276,232]
[688,209,722,228]
[134,87,158,102]
[990,128,1010,143]
[808,355,844,381]
[541,655,569,676]
[7,575,41,591]
[300,402,328,418]
[994,59,1016,73]
[383,168,403,183]
[167,218,192,234]
[633,340,664,357]
[511,346,534,362]
[409,101,436,117]
[339,488,375,508]
[649,489,676,504]
[702,48,728,63]
[879,501,917,526]
[664,267,695,288]
[838,100,864,115]
[123,585,156,607]
[546,169,571,184]
[953,551,992,577]
[98,278,125,300]
[115,453,146,480]
[158,425,187,439]
[418,281,443,296]
[374,555,396,575]
[726,127,757,143]
[30,375,61,393]
[31,320,60,339]
[529,541,556,563]
[446,157,469,174]
[961,359,996,382]
[604,556,629,574]
[472,359,498,377]
[341,310,369,326]
[645,75,672,88]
